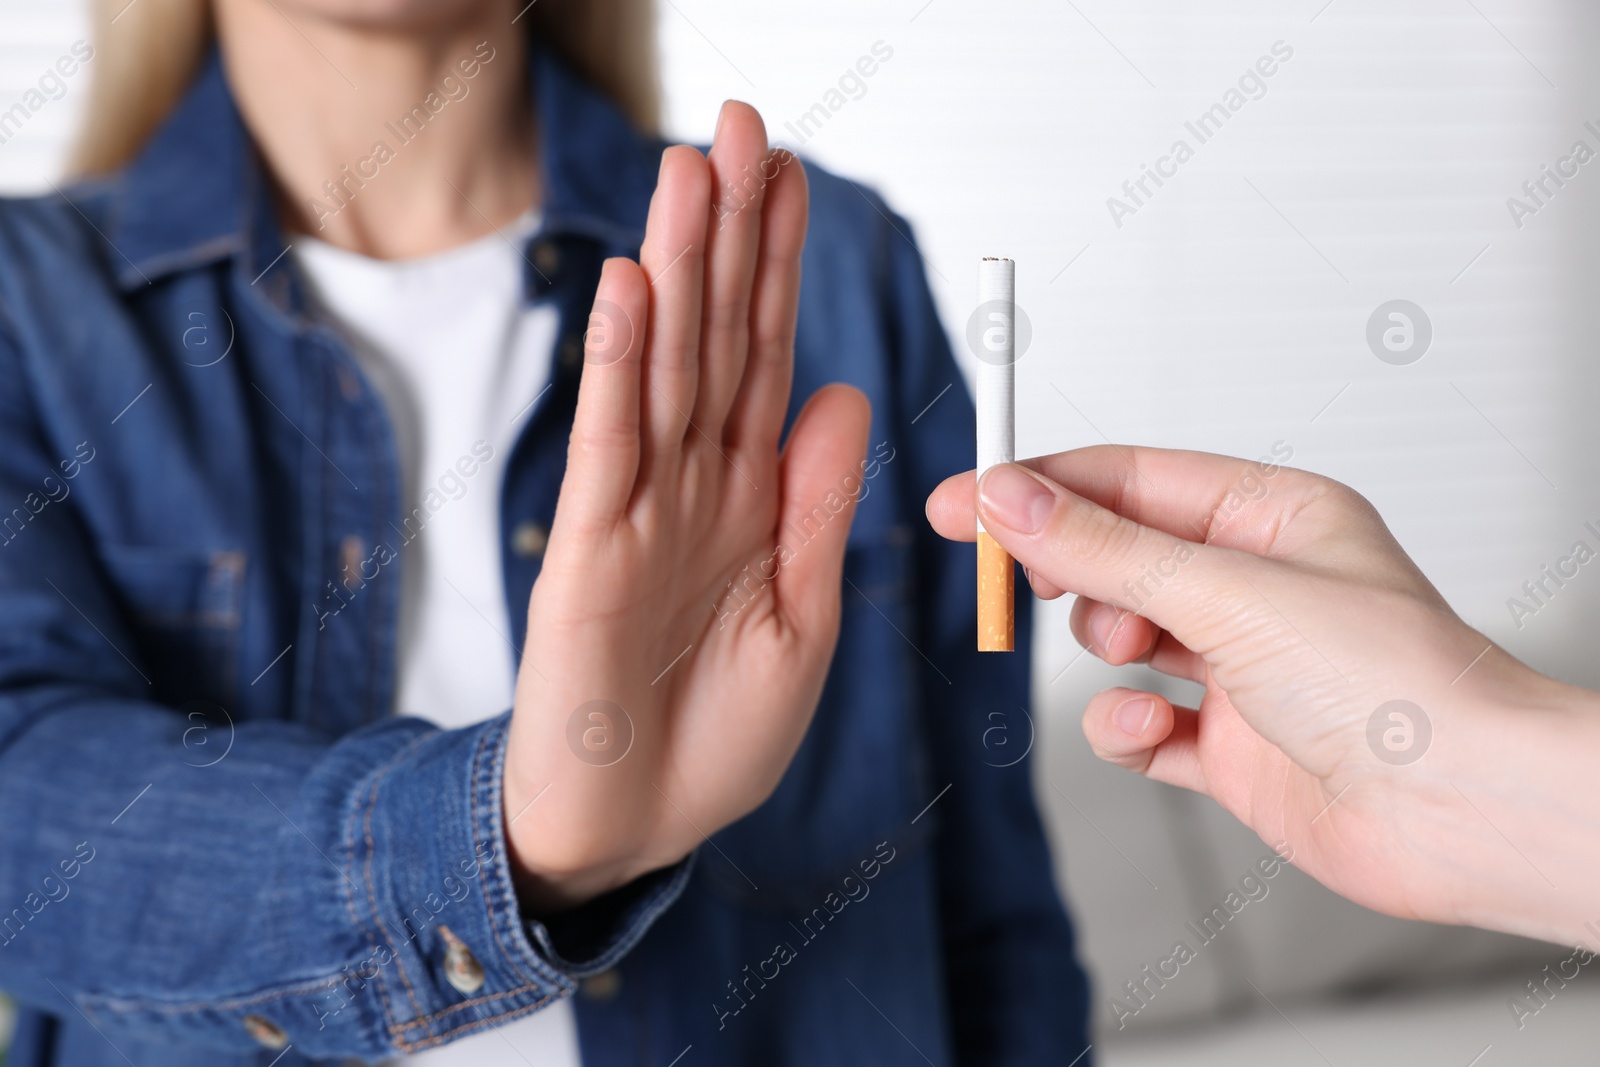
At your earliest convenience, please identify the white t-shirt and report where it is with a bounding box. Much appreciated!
[293,213,582,1067]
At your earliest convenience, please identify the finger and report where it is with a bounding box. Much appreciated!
[640,145,711,463]
[1146,630,1206,684]
[724,147,807,457]
[1017,446,1424,597]
[1069,598,1206,682]
[976,463,1235,637]
[770,383,871,631]
[933,468,1222,636]
[554,257,648,529]
[1081,687,1204,792]
[926,469,976,542]
[929,445,1327,557]
[1024,566,1067,600]
[693,101,770,438]
[1018,445,1317,555]
[1068,597,1157,666]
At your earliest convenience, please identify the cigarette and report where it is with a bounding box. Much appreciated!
[976,257,1015,653]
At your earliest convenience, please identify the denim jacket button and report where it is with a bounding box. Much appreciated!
[340,535,365,580]
[336,364,363,401]
[559,335,584,371]
[533,240,562,279]
[439,925,486,995]
[511,522,548,558]
[242,1013,289,1049]
[580,969,621,1001]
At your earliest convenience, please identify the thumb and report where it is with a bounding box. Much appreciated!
[772,384,872,630]
[978,463,1228,638]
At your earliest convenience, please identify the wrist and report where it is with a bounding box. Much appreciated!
[1417,656,1600,943]
[507,848,652,915]
[499,748,678,915]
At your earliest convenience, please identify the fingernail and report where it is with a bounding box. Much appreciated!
[1113,697,1156,737]
[714,100,732,142]
[979,465,1054,534]
[1090,607,1119,652]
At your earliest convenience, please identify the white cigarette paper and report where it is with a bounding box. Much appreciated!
[976,258,1016,505]
[976,257,1015,652]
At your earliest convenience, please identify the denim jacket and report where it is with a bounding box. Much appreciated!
[0,40,1090,1067]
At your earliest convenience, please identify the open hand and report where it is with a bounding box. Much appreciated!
[502,103,871,910]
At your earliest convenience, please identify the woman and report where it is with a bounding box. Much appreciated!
[0,0,1088,1064]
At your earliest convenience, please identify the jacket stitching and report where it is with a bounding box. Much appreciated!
[384,723,552,1039]
[346,768,406,1041]
[360,747,431,1036]
[392,990,561,1052]
[78,974,342,1016]
[473,717,546,989]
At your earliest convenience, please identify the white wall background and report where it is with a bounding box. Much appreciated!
[4,1,1598,1062]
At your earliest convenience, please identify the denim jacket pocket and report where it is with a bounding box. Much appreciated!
[95,542,246,709]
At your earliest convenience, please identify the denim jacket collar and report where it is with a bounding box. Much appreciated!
[104,39,661,293]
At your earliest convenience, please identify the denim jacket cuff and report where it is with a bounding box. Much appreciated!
[352,712,691,1054]
[528,853,696,977]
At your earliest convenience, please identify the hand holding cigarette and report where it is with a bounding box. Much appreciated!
[927,445,1600,947]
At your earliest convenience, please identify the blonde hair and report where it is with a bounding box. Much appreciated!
[68,0,659,177]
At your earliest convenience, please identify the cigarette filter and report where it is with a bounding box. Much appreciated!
[977,257,1015,652]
